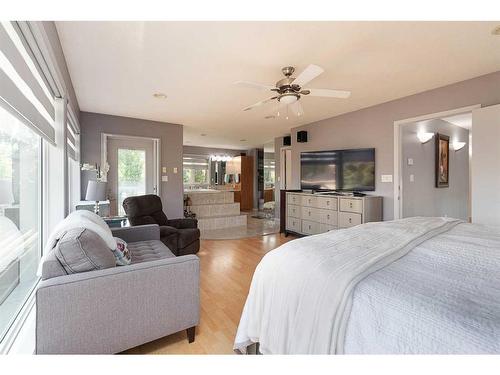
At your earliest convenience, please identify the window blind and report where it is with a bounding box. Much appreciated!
[0,21,56,144]
[183,154,210,170]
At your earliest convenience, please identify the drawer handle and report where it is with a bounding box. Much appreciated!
[308,211,311,216]
[327,214,330,219]
[327,201,330,205]
[349,218,352,223]
[308,225,311,230]
[349,203,353,208]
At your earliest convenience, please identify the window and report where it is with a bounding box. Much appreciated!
[118,148,146,215]
[183,154,209,188]
[264,160,275,189]
[0,105,41,342]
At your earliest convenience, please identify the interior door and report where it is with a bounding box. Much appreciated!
[471,104,500,226]
[107,137,156,216]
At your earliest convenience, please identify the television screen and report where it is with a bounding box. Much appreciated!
[300,148,375,191]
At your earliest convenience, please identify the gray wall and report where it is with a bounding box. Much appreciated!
[80,112,184,219]
[280,71,500,221]
[402,119,469,220]
[183,145,245,157]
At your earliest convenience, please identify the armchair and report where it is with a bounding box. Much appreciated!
[123,194,200,256]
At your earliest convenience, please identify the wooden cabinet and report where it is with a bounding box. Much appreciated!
[285,192,382,236]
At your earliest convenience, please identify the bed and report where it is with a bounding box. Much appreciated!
[234,217,500,354]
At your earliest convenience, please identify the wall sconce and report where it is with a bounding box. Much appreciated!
[417,131,434,144]
[453,141,466,151]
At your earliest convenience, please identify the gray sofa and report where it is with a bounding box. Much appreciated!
[36,224,199,354]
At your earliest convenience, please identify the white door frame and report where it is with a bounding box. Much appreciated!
[393,104,480,220]
[101,133,161,197]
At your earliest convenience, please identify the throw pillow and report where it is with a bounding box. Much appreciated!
[112,237,131,266]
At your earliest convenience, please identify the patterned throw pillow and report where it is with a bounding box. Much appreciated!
[112,237,131,266]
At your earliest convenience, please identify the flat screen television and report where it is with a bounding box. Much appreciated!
[300,148,375,191]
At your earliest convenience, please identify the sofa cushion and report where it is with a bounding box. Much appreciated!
[177,228,201,249]
[128,240,175,264]
[54,228,116,275]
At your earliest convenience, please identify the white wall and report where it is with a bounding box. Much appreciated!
[471,104,500,226]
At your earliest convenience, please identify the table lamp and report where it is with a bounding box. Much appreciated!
[85,180,107,215]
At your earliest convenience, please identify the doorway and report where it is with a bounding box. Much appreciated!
[393,105,478,221]
[102,134,160,216]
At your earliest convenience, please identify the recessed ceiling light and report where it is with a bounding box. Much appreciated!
[200,133,207,137]
[240,139,247,142]
[153,93,167,99]
[492,25,500,35]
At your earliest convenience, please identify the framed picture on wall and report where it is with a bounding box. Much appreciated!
[435,133,450,188]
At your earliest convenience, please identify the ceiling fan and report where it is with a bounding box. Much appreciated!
[234,64,351,118]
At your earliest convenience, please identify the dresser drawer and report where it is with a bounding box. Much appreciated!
[301,195,318,207]
[338,212,362,228]
[301,206,320,222]
[287,204,301,218]
[286,216,302,232]
[288,193,301,205]
[318,209,338,226]
[301,220,321,235]
[319,223,336,233]
[317,196,338,210]
[339,198,363,213]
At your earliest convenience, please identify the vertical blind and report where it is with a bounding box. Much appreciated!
[0,21,56,144]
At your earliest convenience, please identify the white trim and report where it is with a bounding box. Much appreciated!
[101,132,161,197]
[393,104,480,219]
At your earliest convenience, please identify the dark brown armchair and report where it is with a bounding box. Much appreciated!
[122,194,200,256]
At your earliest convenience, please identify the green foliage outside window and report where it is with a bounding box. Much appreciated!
[118,149,145,182]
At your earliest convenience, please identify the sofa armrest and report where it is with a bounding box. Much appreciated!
[167,218,198,229]
[111,224,160,242]
[36,255,200,354]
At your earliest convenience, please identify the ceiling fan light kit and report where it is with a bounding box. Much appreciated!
[236,64,351,118]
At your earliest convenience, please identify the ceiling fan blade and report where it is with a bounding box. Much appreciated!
[234,80,275,91]
[306,88,351,99]
[243,96,277,111]
[289,100,304,117]
[292,64,324,87]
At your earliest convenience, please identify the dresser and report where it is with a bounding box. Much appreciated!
[285,192,383,236]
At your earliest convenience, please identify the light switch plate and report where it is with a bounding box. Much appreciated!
[381,174,393,183]
[407,158,414,166]
[173,167,178,174]
[410,174,415,182]
[162,167,167,173]
[161,175,168,182]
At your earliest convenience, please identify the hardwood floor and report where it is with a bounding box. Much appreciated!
[124,233,294,354]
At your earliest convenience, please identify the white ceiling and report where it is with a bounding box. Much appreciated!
[56,21,500,149]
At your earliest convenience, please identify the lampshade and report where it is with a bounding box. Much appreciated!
[0,179,14,205]
[279,94,298,105]
[85,180,107,201]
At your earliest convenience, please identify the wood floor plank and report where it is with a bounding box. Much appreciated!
[124,233,293,354]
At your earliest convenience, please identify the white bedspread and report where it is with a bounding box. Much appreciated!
[344,222,500,354]
[234,217,474,354]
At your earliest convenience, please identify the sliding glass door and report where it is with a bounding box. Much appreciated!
[0,105,41,342]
